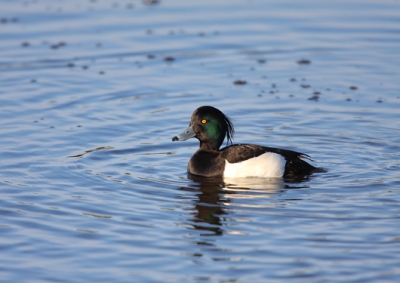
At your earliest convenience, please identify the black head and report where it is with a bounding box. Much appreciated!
[172,106,235,150]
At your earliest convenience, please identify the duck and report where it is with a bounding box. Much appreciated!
[172,106,325,178]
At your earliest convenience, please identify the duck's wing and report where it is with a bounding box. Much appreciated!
[220,144,306,163]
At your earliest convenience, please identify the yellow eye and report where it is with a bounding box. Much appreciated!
[201,119,207,124]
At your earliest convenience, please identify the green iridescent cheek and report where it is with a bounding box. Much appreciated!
[205,120,223,140]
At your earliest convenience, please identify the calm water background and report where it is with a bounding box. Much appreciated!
[1,0,400,282]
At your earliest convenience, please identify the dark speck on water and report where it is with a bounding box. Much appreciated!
[233,80,247,85]
[144,0,160,5]
[1,0,400,282]
[297,59,311,65]
[164,56,175,62]
[308,93,320,101]
[50,41,66,49]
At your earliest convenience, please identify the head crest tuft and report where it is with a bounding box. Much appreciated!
[223,114,234,145]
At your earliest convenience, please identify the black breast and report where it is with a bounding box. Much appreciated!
[188,150,226,177]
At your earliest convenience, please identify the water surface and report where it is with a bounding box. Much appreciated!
[1,0,400,282]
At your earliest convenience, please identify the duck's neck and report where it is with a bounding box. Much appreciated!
[199,139,222,151]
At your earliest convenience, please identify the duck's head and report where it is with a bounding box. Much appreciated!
[172,106,235,150]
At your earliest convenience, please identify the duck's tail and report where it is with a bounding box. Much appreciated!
[284,156,326,177]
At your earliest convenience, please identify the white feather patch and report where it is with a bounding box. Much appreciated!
[223,152,286,178]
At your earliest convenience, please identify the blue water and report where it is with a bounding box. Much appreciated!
[1,0,400,282]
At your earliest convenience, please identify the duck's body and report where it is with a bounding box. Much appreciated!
[172,106,324,178]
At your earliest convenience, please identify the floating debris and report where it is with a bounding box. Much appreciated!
[144,0,160,5]
[233,80,247,85]
[308,91,321,101]
[297,59,311,65]
[164,56,175,62]
[51,41,66,49]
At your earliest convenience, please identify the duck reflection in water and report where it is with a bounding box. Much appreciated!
[181,175,227,237]
[181,173,310,238]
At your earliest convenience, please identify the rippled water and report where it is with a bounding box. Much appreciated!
[1,0,400,282]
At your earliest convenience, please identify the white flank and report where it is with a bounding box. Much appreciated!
[223,152,285,178]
